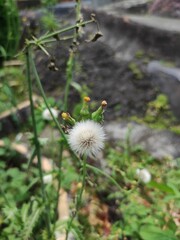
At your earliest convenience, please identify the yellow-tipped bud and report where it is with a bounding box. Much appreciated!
[61,112,69,120]
[84,96,91,102]
[92,100,107,123]
[80,97,91,120]
[101,100,107,108]
[61,112,76,126]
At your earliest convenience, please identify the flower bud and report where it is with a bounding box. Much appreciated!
[61,112,76,126]
[91,100,107,123]
[101,100,107,108]
[80,96,91,120]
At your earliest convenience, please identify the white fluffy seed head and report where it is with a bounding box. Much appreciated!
[68,120,105,157]
[42,108,59,121]
[136,168,151,183]
[43,174,53,184]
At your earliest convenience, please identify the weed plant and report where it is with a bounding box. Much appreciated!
[0,1,179,240]
[0,0,20,65]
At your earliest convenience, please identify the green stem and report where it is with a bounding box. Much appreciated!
[86,164,124,193]
[28,51,81,168]
[76,0,81,20]
[63,0,82,111]
[65,155,87,240]
[26,47,51,237]
[29,53,67,142]
[64,52,74,111]
[39,19,94,41]
[86,164,137,201]
[54,142,64,224]
[77,155,87,208]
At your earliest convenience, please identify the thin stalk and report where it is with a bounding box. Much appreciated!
[26,47,51,236]
[76,0,81,20]
[86,164,125,193]
[63,0,81,111]
[29,53,67,142]
[27,52,80,167]
[64,51,74,111]
[54,142,64,224]
[124,126,132,164]
[86,164,137,200]
[39,19,94,41]
[65,155,87,240]
[76,155,87,208]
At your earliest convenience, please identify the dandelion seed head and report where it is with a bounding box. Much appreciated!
[136,168,151,183]
[42,108,59,121]
[43,174,53,184]
[68,120,105,157]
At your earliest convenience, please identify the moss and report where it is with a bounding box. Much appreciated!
[128,62,144,80]
[114,103,121,112]
[170,126,180,135]
[130,94,180,134]
[135,50,144,59]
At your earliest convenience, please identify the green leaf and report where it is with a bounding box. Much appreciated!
[22,201,43,240]
[148,181,175,194]
[71,82,82,93]
[21,203,29,223]
[140,225,177,240]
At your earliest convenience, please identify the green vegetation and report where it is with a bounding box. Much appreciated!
[128,62,144,80]
[0,137,179,239]
[0,1,179,240]
[131,94,180,134]
[0,66,27,113]
[0,0,20,65]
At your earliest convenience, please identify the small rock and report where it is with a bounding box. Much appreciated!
[147,61,180,119]
[105,121,180,160]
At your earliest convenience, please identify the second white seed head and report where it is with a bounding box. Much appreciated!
[136,168,151,183]
[42,108,59,121]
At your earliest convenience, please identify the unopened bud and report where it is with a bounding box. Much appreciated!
[101,100,107,108]
[61,112,69,120]
[92,100,107,123]
[61,112,76,126]
[80,96,91,120]
[84,96,91,102]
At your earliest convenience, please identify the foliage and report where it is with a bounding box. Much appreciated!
[28,97,62,134]
[131,94,180,134]
[41,0,57,7]
[128,62,144,80]
[0,1,179,240]
[0,66,26,113]
[41,12,60,32]
[0,0,20,64]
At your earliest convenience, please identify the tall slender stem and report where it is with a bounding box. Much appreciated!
[63,0,82,112]
[64,51,74,111]
[29,52,67,142]
[39,20,94,41]
[26,47,51,236]
[29,50,80,166]
[54,142,64,224]
[65,155,87,240]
